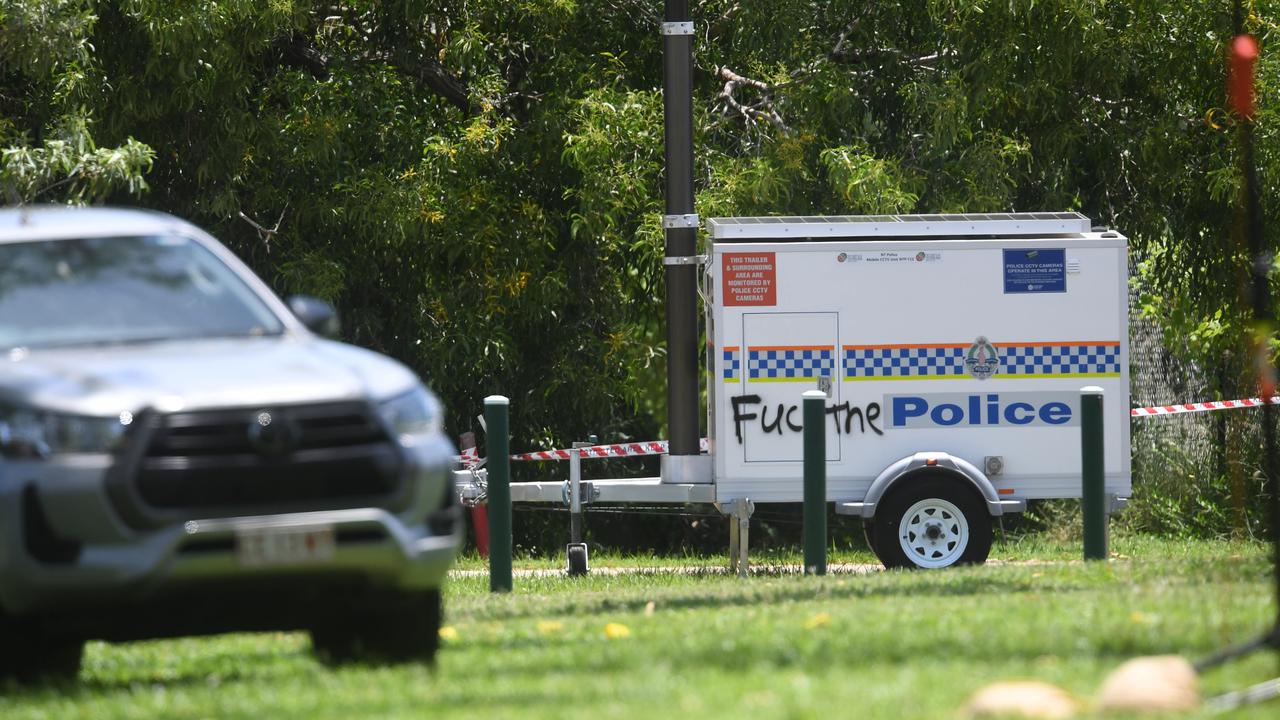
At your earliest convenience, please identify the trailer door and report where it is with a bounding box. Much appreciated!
[735,312,841,463]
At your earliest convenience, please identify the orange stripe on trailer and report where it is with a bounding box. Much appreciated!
[841,340,1120,350]
[842,342,967,350]
[723,345,740,351]
[996,340,1121,347]
[748,344,835,351]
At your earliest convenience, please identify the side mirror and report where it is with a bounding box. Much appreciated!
[287,295,341,337]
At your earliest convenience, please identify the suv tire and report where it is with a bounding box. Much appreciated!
[310,590,441,665]
[0,617,84,682]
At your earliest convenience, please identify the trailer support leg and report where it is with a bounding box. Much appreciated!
[732,509,742,571]
[566,442,590,576]
[722,498,754,577]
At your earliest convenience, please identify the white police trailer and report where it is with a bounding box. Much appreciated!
[707,212,1129,568]
[478,212,1130,571]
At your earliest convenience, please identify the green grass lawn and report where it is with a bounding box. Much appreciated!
[3,536,1278,719]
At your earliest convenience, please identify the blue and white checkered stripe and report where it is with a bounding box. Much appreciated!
[746,348,835,381]
[843,343,1121,379]
[1000,344,1121,376]
[845,347,966,379]
[723,348,741,382]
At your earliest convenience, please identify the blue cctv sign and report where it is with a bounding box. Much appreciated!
[1003,248,1066,293]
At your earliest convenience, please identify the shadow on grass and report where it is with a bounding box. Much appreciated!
[0,641,312,697]
[454,573,1082,624]
[438,631,1223,680]
[1,653,585,716]
[451,554,1266,625]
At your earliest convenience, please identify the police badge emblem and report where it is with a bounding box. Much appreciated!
[965,336,1000,380]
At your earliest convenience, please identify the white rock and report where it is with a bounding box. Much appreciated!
[965,680,1080,719]
[1097,655,1198,712]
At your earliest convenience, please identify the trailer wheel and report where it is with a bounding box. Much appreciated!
[872,476,992,569]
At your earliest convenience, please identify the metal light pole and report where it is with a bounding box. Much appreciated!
[662,0,701,466]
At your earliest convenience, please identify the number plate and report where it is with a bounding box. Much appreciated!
[235,525,336,567]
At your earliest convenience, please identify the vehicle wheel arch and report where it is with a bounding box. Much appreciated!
[861,452,1004,519]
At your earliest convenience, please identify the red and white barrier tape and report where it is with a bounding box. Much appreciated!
[460,446,480,466]
[456,398,1280,467]
[1130,396,1280,417]
[512,438,710,462]
[458,438,709,468]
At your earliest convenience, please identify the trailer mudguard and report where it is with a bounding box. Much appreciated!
[855,452,1005,519]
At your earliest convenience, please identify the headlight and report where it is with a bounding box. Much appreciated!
[0,403,132,458]
[377,387,443,443]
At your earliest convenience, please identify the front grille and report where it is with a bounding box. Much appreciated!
[150,404,385,456]
[134,402,403,513]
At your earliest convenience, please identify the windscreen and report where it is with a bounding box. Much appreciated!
[0,235,285,349]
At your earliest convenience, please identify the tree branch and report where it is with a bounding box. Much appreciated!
[711,12,954,134]
[830,14,863,60]
[320,5,477,117]
[238,203,288,252]
[392,53,476,116]
[273,33,330,80]
[714,66,791,133]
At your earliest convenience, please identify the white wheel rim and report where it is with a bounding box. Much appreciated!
[898,498,969,568]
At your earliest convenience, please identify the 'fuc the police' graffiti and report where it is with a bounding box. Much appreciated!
[730,394,883,443]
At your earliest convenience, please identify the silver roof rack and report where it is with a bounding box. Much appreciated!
[706,212,1092,239]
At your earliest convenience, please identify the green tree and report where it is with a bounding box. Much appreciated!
[2,1,1276,509]
[0,0,153,202]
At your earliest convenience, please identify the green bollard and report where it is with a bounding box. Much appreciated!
[802,389,828,575]
[1080,386,1107,561]
[485,395,512,592]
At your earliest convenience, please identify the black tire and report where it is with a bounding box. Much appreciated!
[871,475,992,570]
[566,543,588,576]
[0,617,83,682]
[311,590,441,665]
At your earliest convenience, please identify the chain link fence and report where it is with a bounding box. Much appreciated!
[1127,254,1267,537]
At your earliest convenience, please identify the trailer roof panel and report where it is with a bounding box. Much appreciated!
[707,212,1092,239]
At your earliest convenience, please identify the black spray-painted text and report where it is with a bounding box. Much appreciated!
[730,394,884,443]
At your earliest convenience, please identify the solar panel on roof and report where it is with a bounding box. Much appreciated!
[705,212,1093,239]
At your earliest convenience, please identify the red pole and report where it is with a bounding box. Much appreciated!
[1229,24,1280,642]
[1228,34,1259,120]
[459,432,491,558]
[471,505,490,558]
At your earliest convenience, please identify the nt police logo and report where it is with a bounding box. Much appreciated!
[964,336,1000,380]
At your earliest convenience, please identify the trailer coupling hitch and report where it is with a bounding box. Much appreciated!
[562,481,599,506]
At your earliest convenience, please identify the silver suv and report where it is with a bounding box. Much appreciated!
[0,206,461,679]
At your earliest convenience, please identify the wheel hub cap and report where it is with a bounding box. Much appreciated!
[898,498,970,568]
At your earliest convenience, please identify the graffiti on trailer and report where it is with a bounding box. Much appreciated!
[730,394,884,443]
